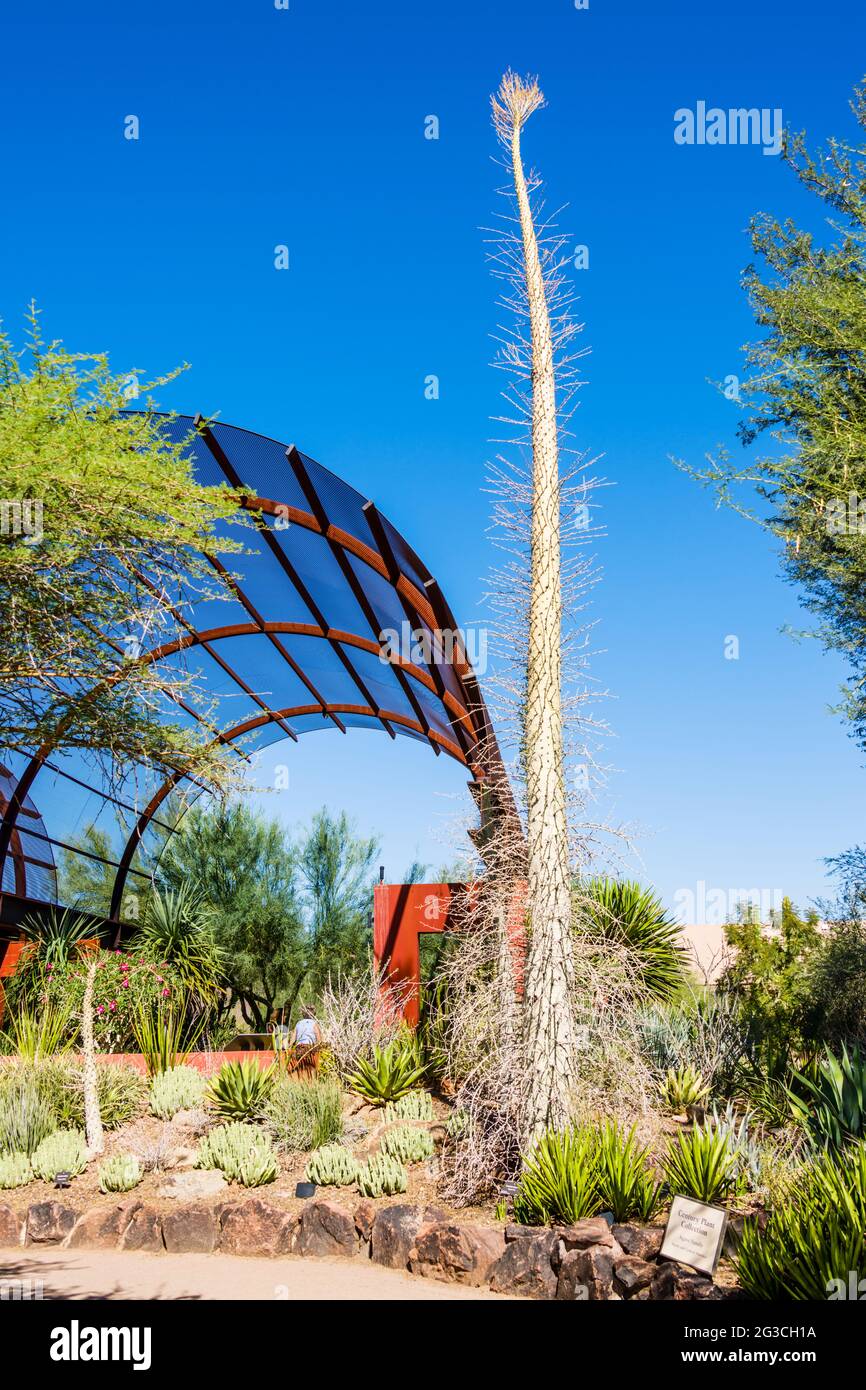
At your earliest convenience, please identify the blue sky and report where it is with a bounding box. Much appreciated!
[2,0,864,918]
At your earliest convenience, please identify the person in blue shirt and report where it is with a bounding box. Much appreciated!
[293,1006,322,1048]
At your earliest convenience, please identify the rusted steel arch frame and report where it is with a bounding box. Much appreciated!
[235,486,485,732]
[141,622,480,753]
[287,445,440,758]
[106,700,471,926]
[196,422,398,744]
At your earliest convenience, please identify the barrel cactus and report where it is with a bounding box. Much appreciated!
[305,1144,359,1187]
[98,1153,142,1194]
[356,1153,408,1198]
[32,1130,87,1181]
[381,1124,435,1165]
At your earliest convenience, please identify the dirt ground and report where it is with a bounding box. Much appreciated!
[0,1246,516,1301]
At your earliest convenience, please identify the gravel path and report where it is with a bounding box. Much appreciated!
[0,1246,515,1301]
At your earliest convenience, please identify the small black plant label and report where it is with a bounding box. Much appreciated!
[660,1196,728,1276]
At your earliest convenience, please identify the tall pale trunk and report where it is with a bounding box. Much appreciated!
[81,955,104,1155]
[495,75,576,1135]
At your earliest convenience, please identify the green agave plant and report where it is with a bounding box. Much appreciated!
[513,1127,602,1227]
[662,1124,737,1205]
[579,878,687,1002]
[788,1043,866,1150]
[346,1041,428,1106]
[735,1143,866,1299]
[206,1060,276,1119]
[661,1063,709,1113]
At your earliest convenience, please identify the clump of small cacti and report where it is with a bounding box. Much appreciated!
[196,1122,277,1186]
[31,1130,88,1182]
[150,1065,208,1120]
[382,1091,434,1124]
[237,1148,279,1187]
[381,1124,435,1165]
[445,1108,467,1139]
[98,1152,143,1194]
[356,1153,408,1198]
[305,1144,360,1187]
[0,1152,33,1189]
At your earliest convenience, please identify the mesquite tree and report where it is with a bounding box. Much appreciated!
[490,73,579,1134]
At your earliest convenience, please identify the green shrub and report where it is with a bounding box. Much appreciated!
[34,1061,145,1131]
[31,1129,87,1181]
[788,1043,866,1150]
[662,1124,737,1204]
[356,1153,408,1198]
[305,1144,359,1187]
[660,1064,709,1113]
[263,1078,343,1151]
[206,1060,275,1120]
[638,993,747,1095]
[735,1143,866,1299]
[132,1004,204,1076]
[196,1122,277,1186]
[382,1091,434,1123]
[596,1121,663,1222]
[39,949,186,1053]
[0,1075,56,1155]
[150,1065,208,1120]
[98,1153,142,1194]
[347,1041,427,1106]
[0,1152,33,1189]
[0,1001,74,1061]
[381,1124,435,1165]
[513,1127,602,1226]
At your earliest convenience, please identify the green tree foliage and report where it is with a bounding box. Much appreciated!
[56,826,120,918]
[720,896,821,1069]
[155,802,378,1029]
[678,82,866,747]
[0,311,245,785]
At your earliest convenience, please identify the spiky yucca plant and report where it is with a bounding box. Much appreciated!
[580,878,687,1002]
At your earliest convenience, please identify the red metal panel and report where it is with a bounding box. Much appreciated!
[374,879,527,1026]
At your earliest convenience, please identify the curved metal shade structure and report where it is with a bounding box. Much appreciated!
[0,414,511,929]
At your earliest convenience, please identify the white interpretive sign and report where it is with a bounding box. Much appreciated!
[659,1196,728,1276]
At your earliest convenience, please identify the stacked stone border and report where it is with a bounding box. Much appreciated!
[0,1199,741,1300]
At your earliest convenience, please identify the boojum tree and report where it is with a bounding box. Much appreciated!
[490,72,584,1135]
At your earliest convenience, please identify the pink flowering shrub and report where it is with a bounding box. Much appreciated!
[39,949,183,1052]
